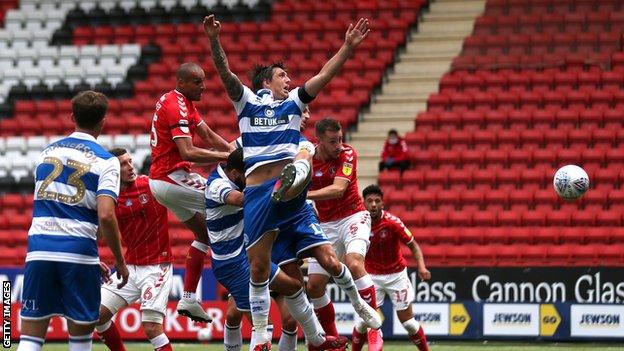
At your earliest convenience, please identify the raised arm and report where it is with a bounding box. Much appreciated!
[204,14,244,101]
[303,18,370,97]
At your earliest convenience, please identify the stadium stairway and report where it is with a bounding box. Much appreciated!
[352,0,486,190]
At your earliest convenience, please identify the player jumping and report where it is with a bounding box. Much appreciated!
[204,14,380,351]
[148,62,232,322]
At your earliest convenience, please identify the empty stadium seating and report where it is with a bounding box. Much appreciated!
[0,0,423,266]
[381,0,624,268]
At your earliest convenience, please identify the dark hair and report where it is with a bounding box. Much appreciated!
[362,184,383,199]
[388,129,398,136]
[250,62,286,92]
[315,117,342,136]
[109,148,128,157]
[72,90,108,129]
[226,148,244,172]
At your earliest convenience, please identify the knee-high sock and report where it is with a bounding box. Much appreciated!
[69,333,93,351]
[224,323,242,351]
[16,335,44,351]
[150,333,172,351]
[183,241,209,298]
[249,279,271,344]
[96,320,127,351]
[278,328,298,351]
[310,293,338,337]
[404,319,429,351]
[355,275,378,309]
[285,289,325,346]
[291,159,311,188]
[332,264,362,304]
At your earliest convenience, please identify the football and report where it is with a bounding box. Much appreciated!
[553,165,590,200]
[196,327,213,342]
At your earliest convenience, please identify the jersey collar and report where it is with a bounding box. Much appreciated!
[217,164,238,190]
[69,131,97,142]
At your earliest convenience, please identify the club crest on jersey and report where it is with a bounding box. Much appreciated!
[264,108,275,117]
[315,170,323,177]
[139,194,149,204]
[125,199,133,207]
[342,162,353,176]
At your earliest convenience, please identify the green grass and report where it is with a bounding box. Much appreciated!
[5,341,624,351]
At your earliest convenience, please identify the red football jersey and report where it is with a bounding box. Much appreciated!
[310,144,365,222]
[149,90,205,181]
[115,175,172,265]
[365,211,414,275]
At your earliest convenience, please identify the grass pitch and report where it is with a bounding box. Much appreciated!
[6,341,623,350]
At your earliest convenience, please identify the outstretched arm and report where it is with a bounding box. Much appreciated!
[304,18,370,97]
[204,14,244,101]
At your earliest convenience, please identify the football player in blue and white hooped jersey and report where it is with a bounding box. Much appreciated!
[17,91,128,351]
[205,149,302,351]
[205,14,380,351]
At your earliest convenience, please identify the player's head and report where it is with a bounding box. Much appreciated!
[387,129,399,144]
[250,62,290,100]
[109,148,137,186]
[362,184,384,220]
[71,90,108,136]
[315,117,343,159]
[225,148,245,189]
[176,62,206,101]
[300,105,310,131]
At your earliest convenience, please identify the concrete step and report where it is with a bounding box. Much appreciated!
[350,131,399,140]
[419,20,475,34]
[394,62,449,75]
[375,93,429,103]
[349,140,386,154]
[425,12,481,22]
[410,32,467,42]
[364,115,416,123]
[370,102,427,114]
[358,177,378,191]
[357,121,414,134]
[381,82,439,95]
[429,1,485,14]
[405,39,464,54]
[400,53,456,64]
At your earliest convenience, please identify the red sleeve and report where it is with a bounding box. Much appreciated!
[335,147,357,182]
[389,213,413,244]
[161,99,193,139]
[381,141,390,160]
[395,139,409,162]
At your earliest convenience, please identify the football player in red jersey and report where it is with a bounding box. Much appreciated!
[306,118,382,350]
[96,148,174,351]
[361,185,431,351]
[148,62,232,322]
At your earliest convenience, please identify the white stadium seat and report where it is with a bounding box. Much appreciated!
[26,136,48,152]
[97,135,114,149]
[43,66,64,88]
[64,66,84,89]
[5,138,27,153]
[23,66,43,89]
[59,45,79,67]
[106,65,127,87]
[85,66,105,87]
[114,134,137,151]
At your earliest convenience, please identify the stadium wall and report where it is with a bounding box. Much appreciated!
[2,267,623,342]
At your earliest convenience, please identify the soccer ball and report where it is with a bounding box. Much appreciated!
[197,327,213,342]
[553,165,590,200]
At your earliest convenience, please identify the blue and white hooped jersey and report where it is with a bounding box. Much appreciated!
[205,164,244,262]
[233,86,306,176]
[28,132,120,265]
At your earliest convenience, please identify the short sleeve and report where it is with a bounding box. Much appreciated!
[391,215,413,244]
[298,135,315,156]
[96,157,120,201]
[232,86,257,115]
[235,136,243,149]
[335,147,357,182]
[207,178,236,204]
[288,87,306,112]
[160,99,193,140]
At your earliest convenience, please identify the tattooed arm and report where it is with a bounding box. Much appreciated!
[203,15,244,101]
